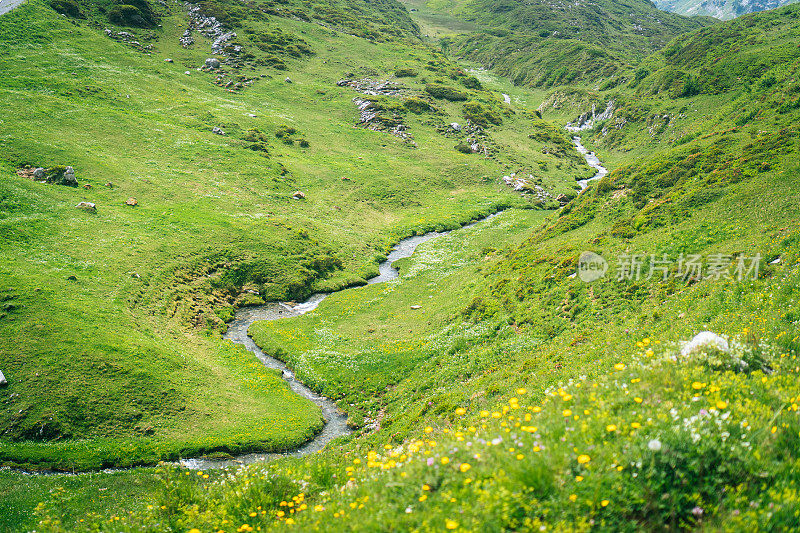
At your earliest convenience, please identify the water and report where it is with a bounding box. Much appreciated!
[179,212,500,469]
[572,136,608,190]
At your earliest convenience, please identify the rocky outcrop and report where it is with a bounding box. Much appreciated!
[566,101,615,132]
[104,29,153,52]
[337,78,405,96]
[0,370,7,386]
[75,201,97,212]
[186,4,238,56]
[62,166,77,187]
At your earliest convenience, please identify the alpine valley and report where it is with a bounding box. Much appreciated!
[0,0,799,531]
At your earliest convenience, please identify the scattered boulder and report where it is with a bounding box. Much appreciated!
[125,197,138,206]
[62,166,78,186]
[292,191,306,200]
[450,122,461,131]
[205,57,221,69]
[164,58,173,63]
[75,201,96,212]
[555,193,569,205]
[410,305,422,310]
[285,77,292,84]
[185,71,191,75]
[681,331,729,356]
[0,370,6,387]
[83,183,92,190]
[105,182,113,188]
[33,167,45,180]
[212,126,225,135]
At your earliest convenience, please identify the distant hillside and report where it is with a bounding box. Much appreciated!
[439,0,715,88]
[655,0,798,20]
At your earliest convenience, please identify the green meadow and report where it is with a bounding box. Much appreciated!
[1,0,800,530]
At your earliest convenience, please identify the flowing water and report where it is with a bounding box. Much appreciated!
[572,136,608,190]
[179,212,500,469]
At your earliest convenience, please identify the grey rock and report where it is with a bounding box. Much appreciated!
[62,166,78,186]
[75,201,96,212]
[0,370,6,387]
[205,57,221,69]
[212,126,225,135]
[164,58,173,63]
[285,77,292,83]
[449,122,461,131]
[33,167,45,179]
[292,191,306,200]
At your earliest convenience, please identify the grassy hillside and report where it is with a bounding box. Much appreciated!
[0,0,596,473]
[20,3,800,532]
[420,0,715,89]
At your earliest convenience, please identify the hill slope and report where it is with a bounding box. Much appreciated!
[22,3,800,532]
[0,0,595,473]
[421,0,715,88]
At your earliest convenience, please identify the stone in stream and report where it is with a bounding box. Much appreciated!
[0,370,6,386]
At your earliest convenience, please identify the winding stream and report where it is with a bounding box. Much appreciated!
[180,212,500,469]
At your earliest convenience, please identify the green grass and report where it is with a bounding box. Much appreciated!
[4,0,800,530]
[0,0,588,471]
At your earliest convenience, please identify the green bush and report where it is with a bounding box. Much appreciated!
[49,0,85,18]
[403,97,431,114]
[108,5,150,27]
[394,68,417,78]
[460,76,483,90]
[462,101,502,127]
[425,84,467,102]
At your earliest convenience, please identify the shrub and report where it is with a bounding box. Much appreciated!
[395,68,417,78]
[49,0,85,18]
[275,125,297,138]
[425,84,467,102]
[461,76,483,90]
[243,129,269,143]
[455,143,473,154]
[108,5,150,27]
[298,139,310,148]
[462,101,502,127]
[403,97,431,114]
